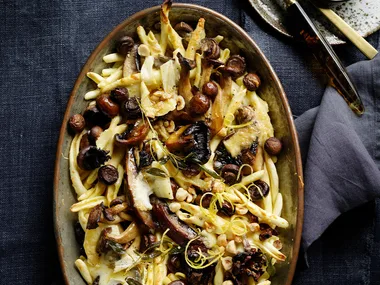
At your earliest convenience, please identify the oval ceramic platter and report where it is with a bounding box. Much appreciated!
[248,0,380,45]
[54,3,304,285]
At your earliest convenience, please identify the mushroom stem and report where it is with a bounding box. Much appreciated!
[123,44,139,78]
[178,53,195,106]
[107,221,140,244]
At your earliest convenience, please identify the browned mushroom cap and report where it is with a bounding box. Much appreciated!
[164,109,197,125]
[116,36,135,56]
[125,148,155,229]
[235,106,255,125]
[96,94,120,118]
[174,22,194,37]
[123,44,139,78]
[223,55,246,78]
[150,196,197,246]
[115,119,149,146]
[200,38,220,59]
[178,53,196,105]
[86,203,104,229]
[77,146,110,170]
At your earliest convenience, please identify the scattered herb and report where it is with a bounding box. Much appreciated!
[146,167,168,178]
[107,240,126,254]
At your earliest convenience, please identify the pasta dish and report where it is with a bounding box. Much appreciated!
[67,1,288,284]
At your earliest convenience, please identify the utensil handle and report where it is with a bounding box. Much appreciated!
[287,1,364,115]
[318,8,378,59]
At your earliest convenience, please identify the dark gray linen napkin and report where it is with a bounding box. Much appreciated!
[295,54,380,250]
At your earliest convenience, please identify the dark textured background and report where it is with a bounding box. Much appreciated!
[0,0,379,284]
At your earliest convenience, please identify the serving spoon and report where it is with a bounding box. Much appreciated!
[311,0,378,59]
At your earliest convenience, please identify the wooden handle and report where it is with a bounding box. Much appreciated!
[318,8,378,59]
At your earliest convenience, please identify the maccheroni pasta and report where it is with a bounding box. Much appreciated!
[68,1,288,284]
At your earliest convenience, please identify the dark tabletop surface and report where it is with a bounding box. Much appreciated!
[0,0,379,284]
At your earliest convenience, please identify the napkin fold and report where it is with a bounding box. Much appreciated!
[295,54,380,250]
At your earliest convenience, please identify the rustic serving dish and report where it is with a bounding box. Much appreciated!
[54,3,304,285]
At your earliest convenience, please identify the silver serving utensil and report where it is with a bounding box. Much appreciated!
[275,0,365,115]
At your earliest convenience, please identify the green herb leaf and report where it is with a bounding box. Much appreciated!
[197,164,221,179]
[169,245,184,255]
[146,167,168,178]
[107,240,126,254]
[159,156,170,164]
[126,277,144,285]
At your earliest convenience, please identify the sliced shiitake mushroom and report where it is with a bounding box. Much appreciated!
[178,53,196,105]
[125,148,155,229]
[115,119,149,146]
[151,196,197,246]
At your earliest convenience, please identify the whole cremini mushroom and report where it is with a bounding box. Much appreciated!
[202,81,218,100]
[264,137,282,155]
[224,55,246,78]
[221,164,240,185]
[96,94,120,118]
[68,114,85,133]
[122,97,142,119]
[83,105,111,128]
[235,106,255,125]
[189,92,210,116]
[200,38,220,59]
[110,87,129,104]
[248,180,270,201]
[98,165,119,185]
[243,73,261,91]
[116,35,134,56]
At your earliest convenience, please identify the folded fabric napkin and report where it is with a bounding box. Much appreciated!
[295,54,380,251]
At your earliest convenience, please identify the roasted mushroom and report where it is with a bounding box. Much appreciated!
[174,22,194,37]
[123,44,140,78]
[151,196,197,246]
[88,126,103,145]
[264,137,282,155]
[220,164,240,185]
[235,106,255,125]
[243,73,261,91]
[125,148,155,229]
[116,35,135,56]
[231,249,266,282]
[200,38,220,59]
[202,81,218,100]
[77,146,110,170]
[122,97,142,120]
[86,203,104,229]
[248,180,270,201]
[110,87,129,104]
[96,94,120,118]
[189,91,210,116]
[115,119,149,146]
[224,55,246,78]
[178,53,196,105]
[165,121,211,164]
[98,165,119,185]
[83,104,111,128]
[68,114,85,133]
